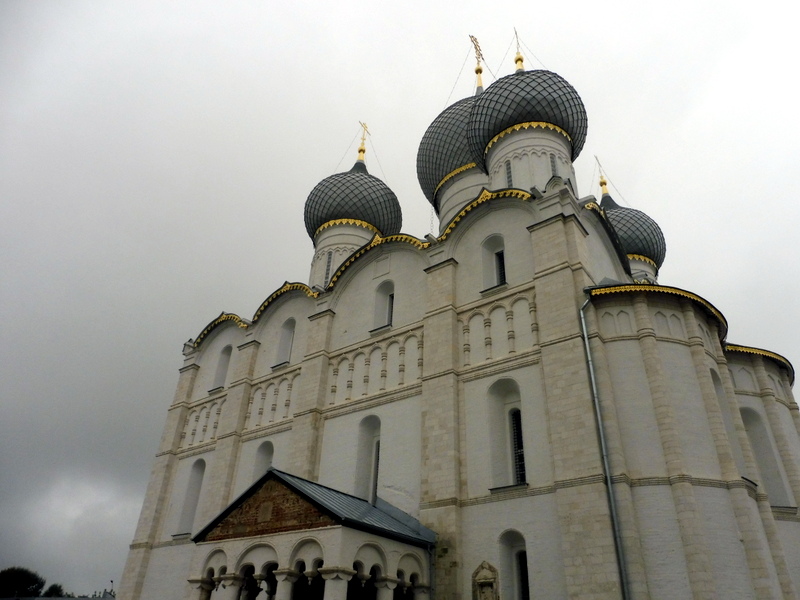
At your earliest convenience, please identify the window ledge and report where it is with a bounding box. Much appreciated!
[480,282,508,297]
[369,324,392,336]
[489,483,528,494]
[171,532,192,541]
[207,386,224,395]
[271,361,290,372]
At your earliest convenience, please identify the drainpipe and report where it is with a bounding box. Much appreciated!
[579,295,630,600]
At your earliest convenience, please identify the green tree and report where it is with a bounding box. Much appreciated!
[0,566,46,597]
[42,583,66,597]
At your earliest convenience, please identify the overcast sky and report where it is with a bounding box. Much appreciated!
[1,0,798,595]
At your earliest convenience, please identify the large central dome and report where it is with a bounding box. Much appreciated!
[467,69,588,167]
[303,161,402,240]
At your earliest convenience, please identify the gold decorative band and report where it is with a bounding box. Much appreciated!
[725,344,794,380]
[588,284,728,335]
[194,313,247,348]
[434,162,478,196]
[628,254,658,269]
[252,282,318,323]
[440,188,531,240]
[314,218,382,238]
[484,121,571,155]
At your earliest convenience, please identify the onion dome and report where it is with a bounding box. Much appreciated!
[416,95,479,211]
[303,160,402,240]
[600,193,666,269]
[467,69,588,168]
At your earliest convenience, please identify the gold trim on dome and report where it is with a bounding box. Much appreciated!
[725,344,795,382]
[434,162,478,196]
[628,254,658,269]
[252,283,318,323]
[439,188,531,240]
[588,284,728,337]
[485,122,571,155]
[314,219,382,237]
[194,313,248,348]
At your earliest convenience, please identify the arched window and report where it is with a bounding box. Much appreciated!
[177,458,205,535]
[500,530,530,600]
[482,235,507,290]
[253,440,274,480]
[488,379,526,488]
[373,281,395,329]
[274,318,296,367]
[740,408,792,505]
[211,345,232,391]
[355,415,381,502]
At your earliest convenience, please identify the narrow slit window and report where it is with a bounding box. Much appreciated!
[549,153,557,177]
[495,251,507,285]
[371,439,381,504]
[387,293,394,326]
[323,251,333,285]
[510,409,526,484]
[505,160,513,187]
[517,551,530,600]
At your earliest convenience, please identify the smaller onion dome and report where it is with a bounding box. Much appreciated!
[467,69,588,168]
[600,193,667,269]
[303,160,402,240]
[416,95,479,211]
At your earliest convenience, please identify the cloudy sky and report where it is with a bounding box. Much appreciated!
[1,0,798,595]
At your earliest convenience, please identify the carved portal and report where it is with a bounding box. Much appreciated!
[472,561,499,600]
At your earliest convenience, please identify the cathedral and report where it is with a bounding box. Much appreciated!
[119,47,800,600]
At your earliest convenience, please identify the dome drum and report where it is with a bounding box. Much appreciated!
[484,126,573,194]
[436,169,493,234]
[308,222,377,289]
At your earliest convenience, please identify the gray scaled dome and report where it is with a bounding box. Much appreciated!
[417,96,478,211]
[304,161,402,239]
[601,195,667,269]
[467,69,588,167]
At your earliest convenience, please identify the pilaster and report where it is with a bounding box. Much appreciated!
[289,308,336,479]
[632,294,715,598]
[753,356,800,507]
[420,257,462,599]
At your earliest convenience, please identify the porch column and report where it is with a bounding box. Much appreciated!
[274,569,299,600]
[375,576,399,600]
[218,574,244,600]
[320,567,355,600]
[187,577,214,600]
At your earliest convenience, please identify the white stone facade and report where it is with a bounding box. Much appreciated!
[119,66,800,600]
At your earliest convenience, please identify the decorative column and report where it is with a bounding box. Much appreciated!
[218,574,244,600]
[273,569,299,600]
[320,567,355,600]
[186,577,214,600]
[375,576,399,600]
